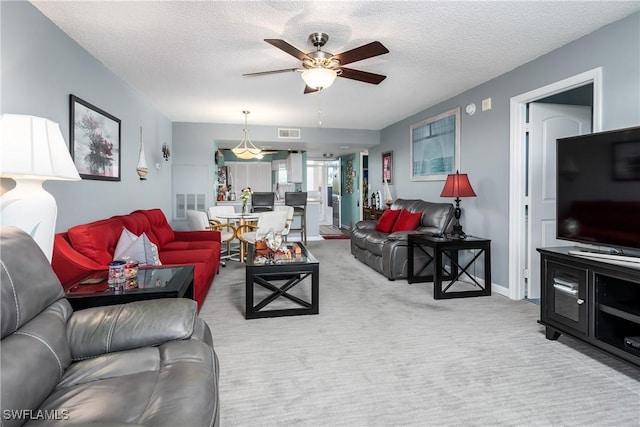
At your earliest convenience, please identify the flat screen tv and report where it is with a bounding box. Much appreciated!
[556,126,640,252]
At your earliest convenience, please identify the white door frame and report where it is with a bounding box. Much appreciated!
[508,67,603,300]
[359,152,368,221]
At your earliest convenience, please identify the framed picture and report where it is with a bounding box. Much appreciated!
[410,107,461,181]
[382,151,393,183]
[70,95,121,181]
[612,141,640,180]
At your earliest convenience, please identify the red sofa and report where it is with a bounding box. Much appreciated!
[52,209,221,309]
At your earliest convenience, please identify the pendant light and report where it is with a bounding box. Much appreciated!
[231,111,261,159]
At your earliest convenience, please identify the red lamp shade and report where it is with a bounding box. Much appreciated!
[440,172,476,198]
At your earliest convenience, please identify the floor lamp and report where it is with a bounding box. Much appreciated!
[1,114,81,261]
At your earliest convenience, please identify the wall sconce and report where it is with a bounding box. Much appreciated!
[162,143,170,161]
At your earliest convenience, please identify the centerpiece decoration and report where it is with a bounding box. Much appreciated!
[240,187,252,214]
[255,228,292,264]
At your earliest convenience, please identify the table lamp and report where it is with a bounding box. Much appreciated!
[440,171,476,238]
[383,177,393,208]
[1,114,81,261]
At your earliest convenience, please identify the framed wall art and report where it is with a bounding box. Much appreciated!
[410,107,461,181]
[382,151,393,184]
[70,94,121,181]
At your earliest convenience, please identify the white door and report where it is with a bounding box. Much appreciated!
[528,103,591,299]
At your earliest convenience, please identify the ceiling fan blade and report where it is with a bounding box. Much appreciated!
[265,39,310,61]
[304,85,320,94]
[243,68,300,77]
[333,41,389,66]
[339,67,387,85]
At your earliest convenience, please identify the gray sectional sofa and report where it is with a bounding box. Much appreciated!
[0,226,219,427]
[351,199,454,280]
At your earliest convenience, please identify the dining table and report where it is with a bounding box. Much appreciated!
[214,212,260,263]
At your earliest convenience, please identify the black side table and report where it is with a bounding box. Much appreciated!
[408,234,491,299]
[63,266,194,310]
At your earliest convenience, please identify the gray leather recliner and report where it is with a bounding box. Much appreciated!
[351,199,454,280]
[0,226,219,426]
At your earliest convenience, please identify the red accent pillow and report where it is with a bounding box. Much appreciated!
[392,210,423,232]
[375,209,401,233]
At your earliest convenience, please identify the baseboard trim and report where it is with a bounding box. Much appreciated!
[467,274,510,299]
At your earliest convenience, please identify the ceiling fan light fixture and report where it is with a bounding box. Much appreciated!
[302,67,337,89]
[231,111,262,159]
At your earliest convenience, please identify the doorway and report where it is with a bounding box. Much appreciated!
[306,159,334,225]
[508,68,603,300]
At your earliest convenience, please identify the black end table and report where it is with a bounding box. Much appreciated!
[408,234,491,299]
[63,265,194,310]
[245,242,319,319]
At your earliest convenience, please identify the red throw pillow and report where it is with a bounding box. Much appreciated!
[392,210,422,232]
[375,209,401,233]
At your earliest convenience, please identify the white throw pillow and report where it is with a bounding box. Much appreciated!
[113,228,162,265]
[114,228,138,259]
[140,232,162,265]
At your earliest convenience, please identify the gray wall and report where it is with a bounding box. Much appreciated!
[370,12,640,290]
[1,2,173,231]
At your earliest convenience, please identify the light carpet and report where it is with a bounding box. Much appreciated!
[199,240,640,427]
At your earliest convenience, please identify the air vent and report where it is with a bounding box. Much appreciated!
[278,128,301,139]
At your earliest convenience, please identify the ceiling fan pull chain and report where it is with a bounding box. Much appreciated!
[317,90,323,127]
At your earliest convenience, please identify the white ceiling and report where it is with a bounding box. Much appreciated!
[32,0,639,153]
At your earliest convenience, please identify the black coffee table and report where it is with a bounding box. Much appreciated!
[245,242,319,319]
[63,265,194,310]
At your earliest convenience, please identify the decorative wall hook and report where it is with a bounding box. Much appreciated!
[136,126,148,180]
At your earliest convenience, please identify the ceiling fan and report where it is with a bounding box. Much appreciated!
[243,32,389,93]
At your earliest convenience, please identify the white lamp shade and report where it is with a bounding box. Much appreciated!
[302,68,337,89]
[1,114,80,262]
[0,114,81,181]
[232,148,260,160]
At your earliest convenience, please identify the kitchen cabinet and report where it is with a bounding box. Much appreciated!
[226,162,271,194]
[286,153,303,183]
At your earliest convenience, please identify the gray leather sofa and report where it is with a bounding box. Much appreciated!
[0,227,219,427]
[351,199,454,280]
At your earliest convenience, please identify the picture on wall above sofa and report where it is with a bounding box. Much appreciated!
[410,107,461,181]
[70,94,121,181]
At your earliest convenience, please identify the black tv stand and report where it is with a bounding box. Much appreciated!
[538,247,640,367]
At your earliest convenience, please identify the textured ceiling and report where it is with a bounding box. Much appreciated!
[32,1,639,138]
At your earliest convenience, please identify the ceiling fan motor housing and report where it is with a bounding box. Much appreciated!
[308,32,329,48]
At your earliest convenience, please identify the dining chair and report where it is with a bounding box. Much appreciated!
[207,205,238,265]
[236,210,289,257]
[251,192,275,213]
[186,210,211,231]
[274,205,295,241]
[285,191,308,244]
